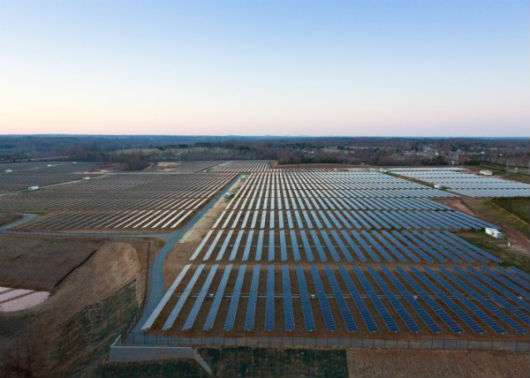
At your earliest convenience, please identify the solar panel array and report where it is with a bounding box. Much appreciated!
[141,169,529,345]
[390,168,530,197]
[3,173,235,231]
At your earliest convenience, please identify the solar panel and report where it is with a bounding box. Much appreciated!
[255,230,265,261]
[190,230,213,261]
[242,230,254,261]
[290,230,301,261]
[142,264,191,331]
[203,265,233,331]
[182,264,219,330]
[265,265,275,331]
[330,230,353,262]
[338,266,377,332]
[224,265,247,331]
[310,266,336,331]
[324,266,356,331]
[162,264,205,331]
[353,267,398,333]
[368,267,419,333]
[320,230,341,262]
[300,230,315,262]
[215,230,233,261]
[439,267,519,334]
[295,266,316,331]
[396,267,462,334]
[202,230,224,261]
[243,265,261,331]
[340,230,367,262]
[310,229,327,262]
[268,231,275,262]
[382,267,440,334]
[281,266,295,331]
[350,231,380,262]
[411,267,483,334]
[228,230,244,261]
[280,229,288,261]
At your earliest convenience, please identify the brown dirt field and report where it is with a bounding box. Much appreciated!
[0,235,105,291]
[0,213,22,226]
[346,349,530,378]
[0,241,148,376]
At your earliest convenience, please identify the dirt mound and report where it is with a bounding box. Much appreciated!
[0,241,149,377]
[347,349,530,378]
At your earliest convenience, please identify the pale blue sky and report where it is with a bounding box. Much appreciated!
[1,1,529,136]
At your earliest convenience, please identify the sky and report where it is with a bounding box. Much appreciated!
[0,1,529,137]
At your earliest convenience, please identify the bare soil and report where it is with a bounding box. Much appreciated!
[0,235,105,291]
[346,349,530,378]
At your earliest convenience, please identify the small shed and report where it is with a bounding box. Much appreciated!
[485,227,503,239]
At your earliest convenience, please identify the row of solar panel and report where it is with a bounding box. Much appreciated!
[143,265,528,335]
[227,194,450,211]
[189,229,498,264]
[212,209,491,231]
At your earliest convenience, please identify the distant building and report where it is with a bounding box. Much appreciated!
[27,185,40,191]
[479,169,493,176]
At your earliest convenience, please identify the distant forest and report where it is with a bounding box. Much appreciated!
[1,135,529,170]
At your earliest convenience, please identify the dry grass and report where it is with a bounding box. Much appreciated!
[347,349,530,378]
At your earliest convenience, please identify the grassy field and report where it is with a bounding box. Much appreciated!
[493,197,530,224]
[96,348,348,378]
[460,231,530,273]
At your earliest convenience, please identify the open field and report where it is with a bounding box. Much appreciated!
[0,235,104,291]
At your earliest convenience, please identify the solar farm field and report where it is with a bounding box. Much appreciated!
[141,170,530,348]
[390,167,530,197]
[0,161,105,193]
[208,160,272,173]
[0,172,236,232]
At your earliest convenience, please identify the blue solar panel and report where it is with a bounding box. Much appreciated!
[371,231,406,262]
[224,265,247,331]
[381,230,419,263]
[350,231,381,262]
[215,230,233,261]
[203,265,232,331]
[330,230,353,262]
[162,264,205,331]
[242,230,254,261]
[142,264,192,331]
[281,266,295,331]
[454,267,528,330]
[190,230,213,261]
[353,267,398,333]
[340,230,367,262]
[395,267,462,334]
[440,267,516,334]
[300,230,315,262]
[310,266,336,331]
[410,267,483,334]
[338,266,377,332]
[279,230,288,261]
[324,266,356,331]
[244,265,261,331]
[320,230,341,262]
[390,231,432,263]
[296,266,316,331]
[228,230,244,261]
[268,231,275,262]
[182,265,219,331]
[367,267,419,333]
[265,265,275,331]
[290,230,301,261]
[255,230,264,261]
[310,229,327,262]
[382,267,440,334]
[361,231,393,262]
